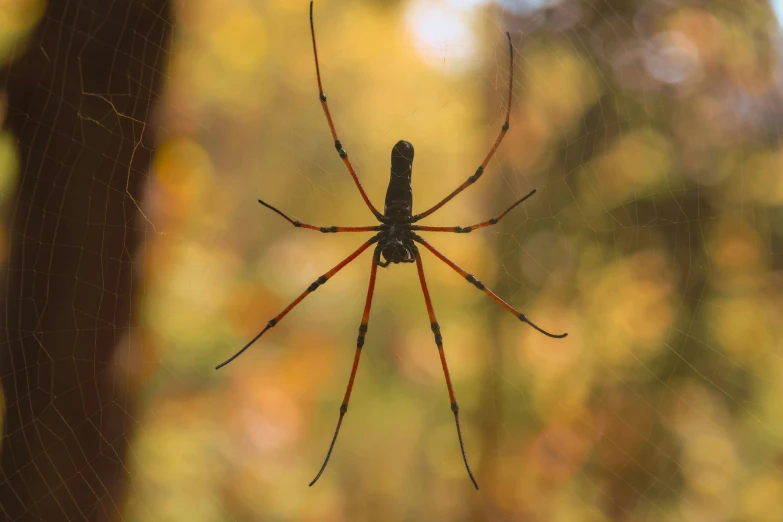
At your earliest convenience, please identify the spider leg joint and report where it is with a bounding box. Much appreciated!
[308,275,328,292]
[465,274,485,290]
[334,139,348,158]
[357,324,368,348]
[467,166,484,183]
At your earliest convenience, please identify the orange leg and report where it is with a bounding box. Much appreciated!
[414,236,567,339]
[258,199,380,233]
[215,237,378,370]
[410,33,514,223]
[310,2,383,220]
[413,189,536,234]
[415,254,479,490]
[310,248,380,486]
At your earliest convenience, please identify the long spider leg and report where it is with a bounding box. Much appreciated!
[414,236,567,339]
[412,189,536,234]
[215,236,379,370]
[258,199,381,233]
[410,32,514,223]
[310,248,380,486]
[310,1,383,221]
[415,254,480,490]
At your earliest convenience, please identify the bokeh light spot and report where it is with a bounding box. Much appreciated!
[406,0,478,73]
[644,31,702,86]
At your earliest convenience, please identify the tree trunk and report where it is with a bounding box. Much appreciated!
[0,1,170,520]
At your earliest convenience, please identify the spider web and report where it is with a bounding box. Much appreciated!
[2,0,783,520]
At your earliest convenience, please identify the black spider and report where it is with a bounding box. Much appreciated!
[216,1,568,490]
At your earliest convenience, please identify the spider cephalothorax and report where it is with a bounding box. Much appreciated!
[377,223,417,267]
[217,0,568,491]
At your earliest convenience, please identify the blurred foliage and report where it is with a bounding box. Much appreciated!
[132,0,783,520]
[3,0,783,520]
[0,0,45,66]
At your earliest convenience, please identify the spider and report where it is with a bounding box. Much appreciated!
[216,1,568,490]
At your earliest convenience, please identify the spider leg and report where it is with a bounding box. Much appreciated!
[412,189,536,234]
[414,236,567,339]
[258,199,381,233]
[310,1,383,221]
[215,236,379,370]
[310,248,380,486]
[415,254,480,490]
[410,33,514,223]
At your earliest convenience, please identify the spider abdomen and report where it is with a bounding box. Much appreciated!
[384,140,414,221]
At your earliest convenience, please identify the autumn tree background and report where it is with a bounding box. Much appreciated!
[2,0,783,521]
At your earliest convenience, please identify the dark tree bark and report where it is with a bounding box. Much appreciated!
[0,1,170,520]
